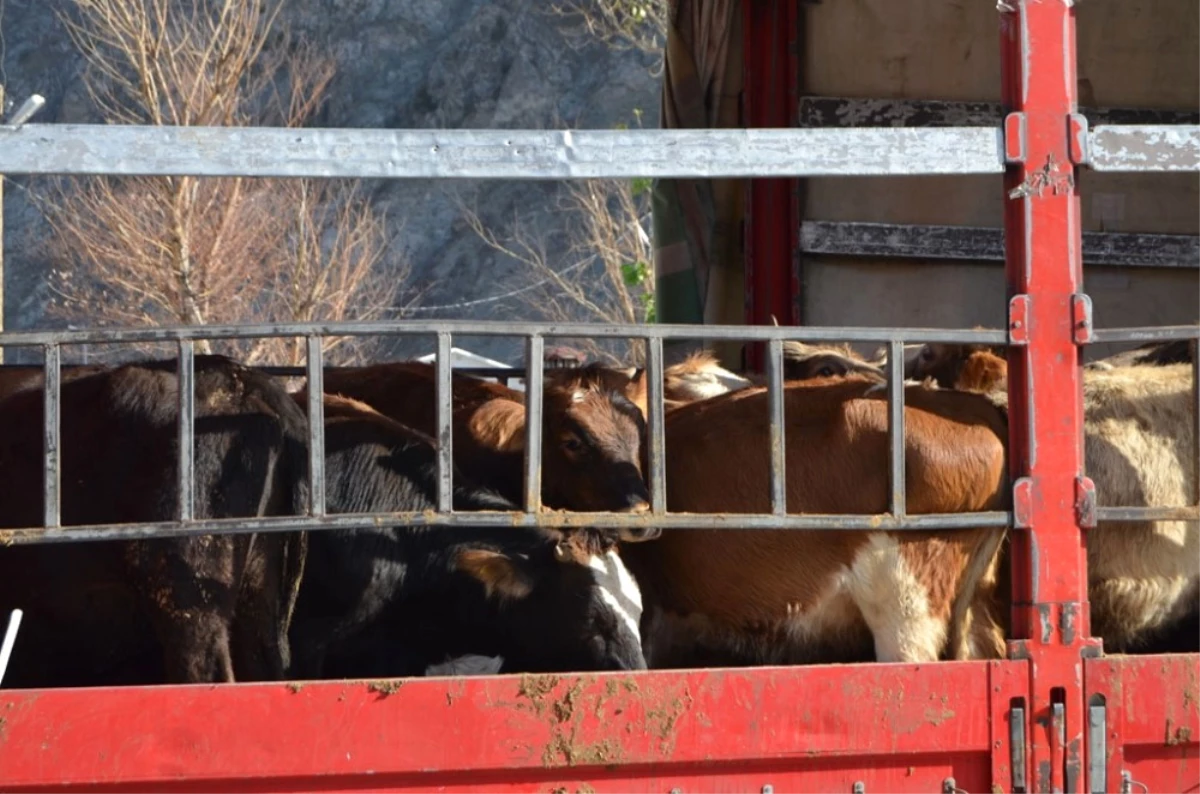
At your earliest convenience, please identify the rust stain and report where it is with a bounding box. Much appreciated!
[367,680,403,698]
[1164,720,1193,747]
[286,682,305,694]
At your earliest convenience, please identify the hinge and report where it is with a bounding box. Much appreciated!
[1005,112,1027,164]
[1009,295,1031,346]
[1071,293,1094,345]
[1011,700,1029,794]
[1075,476,1097,528]
[1012,476,1034,529]
[1069,113,1091,166]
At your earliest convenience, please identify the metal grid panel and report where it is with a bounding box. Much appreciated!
[0,321,1023,544]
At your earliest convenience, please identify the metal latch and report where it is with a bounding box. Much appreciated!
[1011,700,1028,793]
[1088,697,1107,793]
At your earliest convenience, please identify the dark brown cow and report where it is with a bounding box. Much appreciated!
[0,364,110,406]
[0,355,308,688]
[300,362,654,539]
[620,376,1011,668]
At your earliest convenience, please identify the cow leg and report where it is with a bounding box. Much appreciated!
[847,534,947,663]
[126,538,241,684]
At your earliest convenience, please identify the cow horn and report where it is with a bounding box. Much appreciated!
[770,315,780,327]
[554,541,570,562]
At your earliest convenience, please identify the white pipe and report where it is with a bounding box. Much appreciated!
[0,609,24,687]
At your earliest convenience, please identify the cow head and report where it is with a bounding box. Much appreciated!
[455,529,646,673]
[781,341,886,383]
[908,343,1007,393]
[466,367,656,542]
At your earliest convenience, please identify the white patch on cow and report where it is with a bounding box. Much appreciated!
[674,365,753,401]
[846,533,946,663]
[571,389,586,403]
[588,550,643,642]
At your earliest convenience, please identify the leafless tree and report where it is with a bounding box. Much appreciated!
[461,176,655,365]
[546,0,667,66]
[40,0,413,366]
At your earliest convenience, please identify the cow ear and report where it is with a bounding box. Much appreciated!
[467,399,526,454]
[624,369,649,419]
[456,548,534,600]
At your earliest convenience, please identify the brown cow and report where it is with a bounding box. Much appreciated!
[908,342,1199,653]
[620,376,1010,668]
[299,362,655,540]
[0,355,308,688]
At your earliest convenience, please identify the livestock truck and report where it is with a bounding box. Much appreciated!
[0,0,1196,791]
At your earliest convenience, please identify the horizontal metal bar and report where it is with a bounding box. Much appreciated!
[1094,506,1199,522]
[0,510,1014,546]
[1089,326,1200,344]
[1089,125,1200,172]
[800,221,1200,270]
[798,96,1200,129]
[0,124,1006,179]
[0,319,1011,347]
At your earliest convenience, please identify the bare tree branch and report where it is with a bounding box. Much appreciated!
[40,0,414,366]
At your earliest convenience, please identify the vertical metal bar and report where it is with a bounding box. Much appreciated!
[1192,345,1199,507]
[523,335,545,513]
[176,340,195,522]
[1087,701,1107,794]
[766,337,787,515]
[42,343,61,529]
[0,609,21,687]
[645,336,668,514]
[887,339,906,517]
[305,335,325,517]
[435,331,454,513]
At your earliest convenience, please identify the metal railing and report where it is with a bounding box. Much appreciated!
[0,321,1022,545]
[1084,326,1200,525]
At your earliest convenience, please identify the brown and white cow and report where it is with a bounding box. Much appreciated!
[299,362,655,540]
[908,341,1199,653]
[620,375,1011,668]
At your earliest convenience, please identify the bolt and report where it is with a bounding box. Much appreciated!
[762,787,774,794]
[852,783,865,794]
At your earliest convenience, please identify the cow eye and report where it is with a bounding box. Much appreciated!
[817,366,834,377]
[562,435,584,453]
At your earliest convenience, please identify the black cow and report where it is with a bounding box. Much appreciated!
[288,396,647,679]
[0,355,308,688]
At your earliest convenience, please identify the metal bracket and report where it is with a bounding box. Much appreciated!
[1,94,45,129]
[1068,113,1091,166]
[1005,112,1027,164]
[1011,701,1029,793]
[1071,293,1094,345]
[1013,477,1035,529]
[1009,295,1031,346]
[1075,476,1097,529]
[1088,698,1107,794]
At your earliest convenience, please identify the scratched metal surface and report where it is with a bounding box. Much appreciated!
[1089,125,1200,172]
[0,125,1007,178]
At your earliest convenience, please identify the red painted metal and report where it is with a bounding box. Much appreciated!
[742,0,800,371]
[999,3,1098,793]
[0,662,1020,793]
[1085,654,1200,794]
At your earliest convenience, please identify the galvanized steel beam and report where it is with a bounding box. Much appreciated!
[1089,125,1200,172]
[0,124,1006,179]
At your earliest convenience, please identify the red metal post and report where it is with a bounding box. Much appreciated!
[742,0,800,372]
[999,2,1096,792]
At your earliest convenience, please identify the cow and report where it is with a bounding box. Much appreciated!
[908,342,1198,654]
[300,362,656,541]
[620,345,887,413]
[0,363,110,406]
[619,375,1011,669]
[0,355,309,688]
[288,395,646,679]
